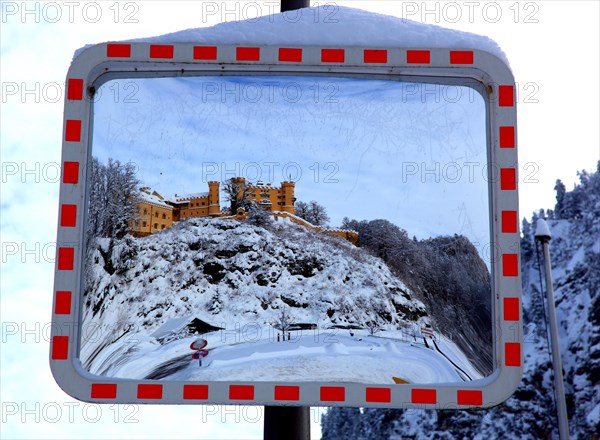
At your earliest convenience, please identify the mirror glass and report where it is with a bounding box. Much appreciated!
[81,74,492,384]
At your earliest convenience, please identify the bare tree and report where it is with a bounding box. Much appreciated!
[366,321,379,336]
[308,200,330,226]
[273,306,292,333]
[294,200,330,226]
[222,178,252,215]
[295,200,310,219]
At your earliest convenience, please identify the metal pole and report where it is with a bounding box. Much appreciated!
[263,3,312,439]
[281,0,310,12]
[264,406,310,440]
[535,220,570,439]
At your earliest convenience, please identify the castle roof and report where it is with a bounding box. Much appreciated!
[137,189,172,209]
[167,192,209,203]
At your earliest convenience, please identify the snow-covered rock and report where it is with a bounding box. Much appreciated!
[81,218,429,375]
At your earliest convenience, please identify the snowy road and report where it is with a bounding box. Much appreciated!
[91,329,483,384]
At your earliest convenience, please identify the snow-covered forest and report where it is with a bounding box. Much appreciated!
[86,157,139,240]
[321,162,600,439]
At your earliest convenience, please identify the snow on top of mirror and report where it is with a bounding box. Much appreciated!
[74,6,508,67]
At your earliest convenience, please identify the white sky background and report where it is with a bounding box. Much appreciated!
[1,1,598,439]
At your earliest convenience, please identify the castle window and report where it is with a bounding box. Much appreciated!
[155,212,158,217]
[154,223,158,229]
[143,208,148,215]
[162,213,166,219]
[161,225,165,229]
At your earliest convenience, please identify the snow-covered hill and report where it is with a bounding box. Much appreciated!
[81,218,434,378]
[321,163,600,439]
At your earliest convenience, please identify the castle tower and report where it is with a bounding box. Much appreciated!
[280,181,296,214]
[208,181,220,216]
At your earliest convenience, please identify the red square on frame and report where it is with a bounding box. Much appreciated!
[279,48,303,62]
[274,385,300,401]
[505,343,521,366]
[236,47,260,61]
[183,385,209,400]
[60,204,77,227]
[107,43,131,58]
[193,46,217,60]
[54,291,72,315]
[502,254,519,277]
[57,247,74,270]
[499,85,515,107]
[320,386,345,401]
[366,387,391,403]
[407,50,430,64]
[364,49,388,63]
[500,168,517,190]
[504,297,520,321]
[229,385,254,400]
[62,162,79,184]
[501,210,518,233]
[137,384,163,399]
[65,120,81,142]
[150,45,174,59]
[411,389,436,404]
[91,383,117,399]
[450,50,474,64]
[67,79,83,101]
[321,49,345,63]
[457,390,482,405]
[51,336,69,360]
[499,126,515,148]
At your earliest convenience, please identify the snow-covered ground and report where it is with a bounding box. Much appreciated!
[85,326,481,384]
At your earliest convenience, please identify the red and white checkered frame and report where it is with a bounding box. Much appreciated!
[51,42,522,409]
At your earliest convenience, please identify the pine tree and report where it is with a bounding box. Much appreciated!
[554,179,567,219]
[246,203,272,228]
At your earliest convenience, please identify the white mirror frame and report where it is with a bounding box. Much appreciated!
[51,42,522,409]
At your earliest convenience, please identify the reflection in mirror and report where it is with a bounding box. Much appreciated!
[81,75,492,384]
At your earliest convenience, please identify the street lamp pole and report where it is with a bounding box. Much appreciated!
[535,219,570,440]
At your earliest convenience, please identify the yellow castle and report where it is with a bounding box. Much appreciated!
[231,177,296,214]
[130,178,358,245]
[131,179,295,236]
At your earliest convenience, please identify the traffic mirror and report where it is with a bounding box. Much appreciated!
[51,36,521,409]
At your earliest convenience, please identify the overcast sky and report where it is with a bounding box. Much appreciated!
[1,2,599,439]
